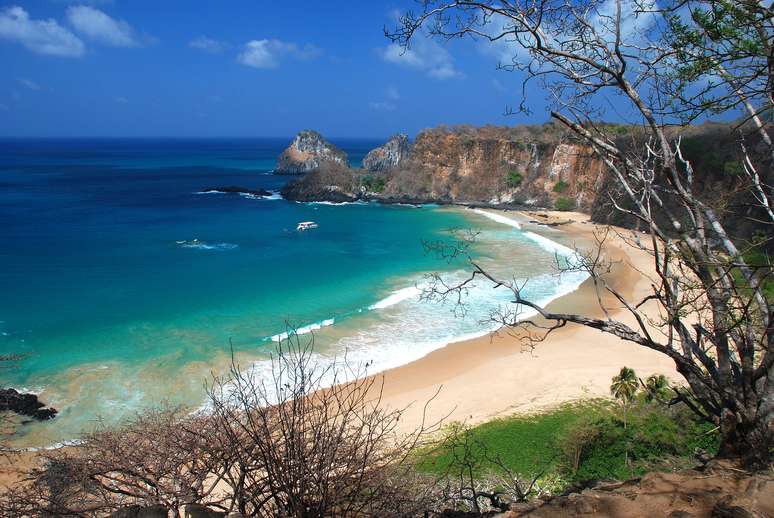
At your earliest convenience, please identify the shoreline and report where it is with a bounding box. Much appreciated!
[0,208,677,484]
[372,209,677,434]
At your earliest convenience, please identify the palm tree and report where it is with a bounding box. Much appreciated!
[610,367,639,427]
[611,367,639,471]
[644,374,671,402]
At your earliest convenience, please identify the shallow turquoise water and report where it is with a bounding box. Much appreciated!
[0,139,585,446]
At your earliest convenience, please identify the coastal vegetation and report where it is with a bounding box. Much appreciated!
[1,0,773,515]
[415,372,719,490]
[391,0,774,469]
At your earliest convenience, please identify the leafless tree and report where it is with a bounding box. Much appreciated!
[388,0,773,468]
[206,330,443,517]
[0,330,443,516]
[431,422,547,514]
[0,407,228,516]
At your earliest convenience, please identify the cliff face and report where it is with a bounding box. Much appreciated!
[362,133,410,172]
[383,126,605,209]
[280,123,767,246]
[276,130,348,175]
[282,124,607,211]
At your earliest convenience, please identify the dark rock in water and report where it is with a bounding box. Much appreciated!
[0,388,58,420]
[275,130,348,175]
[363,133,410,172]
[110,505,169,518]
[200,186,272,197]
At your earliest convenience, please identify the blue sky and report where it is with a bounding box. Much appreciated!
[0,1,554,138]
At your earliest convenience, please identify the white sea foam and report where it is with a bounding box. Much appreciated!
[179,241,238,251]
[269,318,335,342]
[304,200,368,206]
[234,206,590,405]
[264,191,283,200]
[368,285,421,309]
[25,439,84,452]
[471,208,523,229]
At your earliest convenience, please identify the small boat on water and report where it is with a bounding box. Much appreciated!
[296,221,318,231]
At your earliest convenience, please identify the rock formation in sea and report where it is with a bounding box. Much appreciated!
[362,133,410,172]
[275,130,348,175]
[199,186,272,197]
[0,388,58,420]
[280,122,762,241]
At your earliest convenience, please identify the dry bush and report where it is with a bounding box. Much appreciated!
[0,330,442,517]
[206,330,442,516]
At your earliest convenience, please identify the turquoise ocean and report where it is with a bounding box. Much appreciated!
[0,138,587,447]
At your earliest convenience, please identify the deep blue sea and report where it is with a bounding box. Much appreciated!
[0,138,587,446]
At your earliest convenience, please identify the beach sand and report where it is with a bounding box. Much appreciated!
[0,209,678,485]
[374,210,677,434]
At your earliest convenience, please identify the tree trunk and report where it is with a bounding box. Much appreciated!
[716,408,773,470]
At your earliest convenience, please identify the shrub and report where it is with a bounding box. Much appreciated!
[552,180,569,193]
[362,175,386,193]
[554,197,575,211]
[558,400,719,481]
[507,170,523,188]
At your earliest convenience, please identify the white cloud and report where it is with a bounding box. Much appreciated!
[369,100,396,111]
[491,79,506,92]
[370,86,400,111]
[66,5,138,47]
[190,36,228,54]
[0,6,84,57]
[237,39,322,69]
[381,37,462,80]
[16,77,41,90]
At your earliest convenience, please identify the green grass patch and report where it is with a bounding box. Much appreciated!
[554,196,575,211]
[506,170,523,188]
[414,401,604,478]
[552,180,569,193]
[413,398,719,485]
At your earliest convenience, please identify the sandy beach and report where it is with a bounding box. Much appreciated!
[375,209,678,433]
[0,209,678,485]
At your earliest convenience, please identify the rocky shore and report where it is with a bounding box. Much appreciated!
[0,388,57,421]
[275,130,348,175]
[275,123,759,240]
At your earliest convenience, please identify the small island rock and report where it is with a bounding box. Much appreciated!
[275,130,348,175]
[362,133,410,172]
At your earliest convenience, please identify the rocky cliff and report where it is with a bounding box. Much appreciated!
[280,122,767,243]
[276,130,348,175]
[282,124,607,211]
[362,133,410,172]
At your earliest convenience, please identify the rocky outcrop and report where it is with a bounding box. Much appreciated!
[200,186,272,197]
[508,464,774,517]
[280,123,766,245]
[362,134,410,172]
[0,388,58,420]
[282,124,606,210]
[275,130,348,175]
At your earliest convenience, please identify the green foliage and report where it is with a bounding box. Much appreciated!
[552,180,569,193]
[362,175,386,193]
[414,403,595,478]
[414,387,720,491]
[506,170,523,188]
[560,400,719,482]
[554,197,575,211]
[610,367,638,404]
[722,161,744,175]
[643,374,672,402]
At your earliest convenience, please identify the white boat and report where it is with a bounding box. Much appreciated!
[296,221,318,231]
